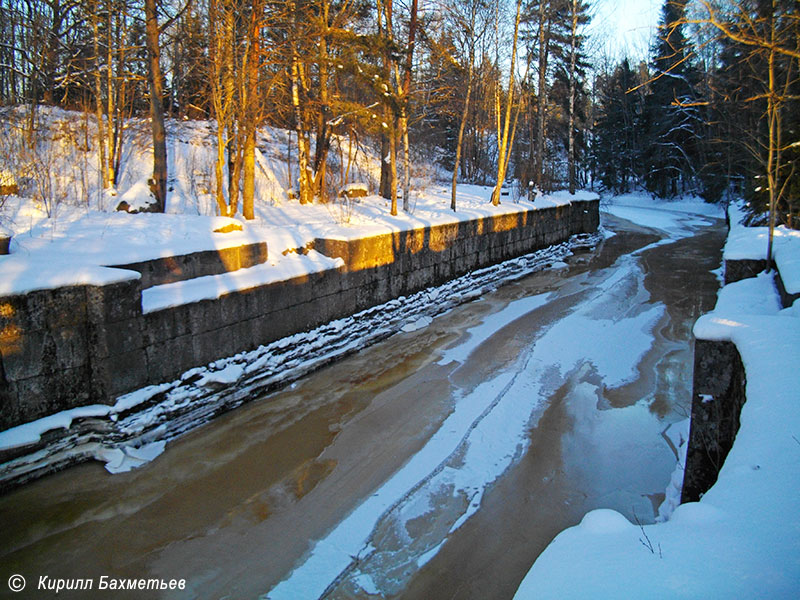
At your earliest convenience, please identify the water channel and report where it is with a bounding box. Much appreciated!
[0,209,725,599]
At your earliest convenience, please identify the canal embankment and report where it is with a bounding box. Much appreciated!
[0,196,598,489]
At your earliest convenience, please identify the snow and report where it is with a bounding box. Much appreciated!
[1,171,586,300]
[117,178,157,211]
[724,222,800,295]
[604,192,721,238]
[95,441,166,474]
[0,109,598,300]
[0,404,113,449]
[514,198,800,600]
[11,110,797,595]
[342,182,368,193]
[0,233,591,487]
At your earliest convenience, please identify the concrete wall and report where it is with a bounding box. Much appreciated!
[724,258,767,285]
[681,340,747,503]
[0,200,598,431]
[112,242,267,288]
[683,253,796,502]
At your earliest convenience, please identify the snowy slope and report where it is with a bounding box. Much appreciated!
[0,108,594,296]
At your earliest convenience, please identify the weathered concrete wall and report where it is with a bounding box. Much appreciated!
[0,200,599,432]
[682,340,747,503]
[112,242,267,288]
[775,270,799,308]
[724,258,766,285]
[683,245,796,503]
[0,279,150,430]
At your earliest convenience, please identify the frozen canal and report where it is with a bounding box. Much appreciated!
[0,203,724,599]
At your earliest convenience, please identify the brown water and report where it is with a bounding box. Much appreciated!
[0,211,725,600]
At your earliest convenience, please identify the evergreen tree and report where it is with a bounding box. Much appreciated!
[641,0,701,198]
[593,58,641,194]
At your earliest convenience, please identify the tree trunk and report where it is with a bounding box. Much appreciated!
[400,0,418,212]
[381,0,399,215]
[380,132,391,198]
[145,0,167,211]
[242,0,261,221]
[243,128,255,219]
[313,0,331,201]
[291,51,312,205]
[567,0,578,195]
[491,0,522,206]
[389,115,398,216]
[106,6,116,187]
[535,1,551,190]
[91,0,109,192]
[214,120,228,216]
[452,59,473,212]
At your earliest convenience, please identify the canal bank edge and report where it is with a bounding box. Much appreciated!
[0,200,599,442]
[682,256,796,502]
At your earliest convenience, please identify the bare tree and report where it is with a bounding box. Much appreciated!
[683,0,799,266]
[491,0,524,206]
[144,0,167,211]
[444,0,491,211]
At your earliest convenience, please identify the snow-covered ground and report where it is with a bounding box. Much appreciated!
[514,200,800,599]
[0,107,589,297]
[7,107,798,597]
[0,107,600,482]
[0,185,585,297]
[723,203,800,295]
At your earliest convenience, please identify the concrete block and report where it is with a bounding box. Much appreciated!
[91,318,143,360]
[1,330,48,380]
[229,319,257,352]
[0,294,39,335]
[142,308,176,346]
[145,334,195,384]
[218,292,246,326]
[192,327,235,367]
[86,279,142,323]
[187,299,222,335]
[92,349,148,399]
[239,242,268,268]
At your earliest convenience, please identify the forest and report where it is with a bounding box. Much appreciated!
[0,0,797,228]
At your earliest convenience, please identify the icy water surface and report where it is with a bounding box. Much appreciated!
[0,210,725,599]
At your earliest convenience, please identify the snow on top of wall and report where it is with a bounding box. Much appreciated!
[0,109,600,296]
[142,250,344,313]
[0,181,594,296]
[723,203,800,295]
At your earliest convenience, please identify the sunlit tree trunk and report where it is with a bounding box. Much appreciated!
[567,0,578,195]
[452,58,473,212]
[491,0,522,206]
[91,0,110,192]
[534,0,551,191]
[145,0,167,211]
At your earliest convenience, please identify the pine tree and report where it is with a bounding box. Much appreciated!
[641,0,701,199]
[593,58,642,194]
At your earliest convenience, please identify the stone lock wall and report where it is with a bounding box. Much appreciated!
[681,340,748,503]
[683,253,796,502]
[0,200,599,432]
